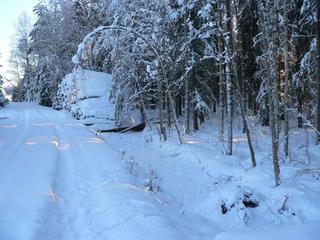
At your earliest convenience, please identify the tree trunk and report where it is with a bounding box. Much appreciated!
[166,93,172,128]
[271,3,281,186]
[158,80,167,141]
[298,95,303,128]
[283,0,290,156]
[177,95,182,116]
[168,91,183,144]
[274,4,281,142]
[234,2,247,134]
[218,3,225,142]
[226,0,233,155]
[232,62,257,167]
[193,107,199,131]
[232,4,257,167]
[135,79,152,131]
[269,84,281,186]
[219,39,225,141]
[185,78,190,133]
[259,1,281,186]
[316,0,320,144]
[226,63,233,155]
[199,112,205,124]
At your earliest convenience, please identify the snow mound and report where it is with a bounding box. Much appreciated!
[75,71,112,100]
[56,68,115,127]
[57,67,143,130]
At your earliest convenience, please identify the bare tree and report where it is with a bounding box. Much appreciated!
[9,13,34,84]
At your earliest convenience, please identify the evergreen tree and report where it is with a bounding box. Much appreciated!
[0,65,8,108]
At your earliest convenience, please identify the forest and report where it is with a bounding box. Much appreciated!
[0,0,319,239]
[4,0,319,185]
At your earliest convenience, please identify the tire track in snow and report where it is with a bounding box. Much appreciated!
[0,108,29,170]
[0,104,61,240]
[34,107,115,239]
[31,105,189,240]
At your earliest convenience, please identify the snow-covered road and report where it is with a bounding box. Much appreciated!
[0,103,60,239]
[0,103,184,240]
[0,103,319,240]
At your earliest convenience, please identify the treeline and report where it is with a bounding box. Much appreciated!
[10,1,103,106]
[9,0,320,185]
[0,70,8,107]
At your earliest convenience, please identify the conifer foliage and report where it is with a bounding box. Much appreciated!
[7,0,320,185]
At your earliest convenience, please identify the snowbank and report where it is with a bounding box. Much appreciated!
[56,68,116,127]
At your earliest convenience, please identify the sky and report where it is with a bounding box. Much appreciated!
[0,0,38,74]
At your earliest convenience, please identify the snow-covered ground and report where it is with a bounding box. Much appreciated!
[102,116,320,240]
[0,103,319,240]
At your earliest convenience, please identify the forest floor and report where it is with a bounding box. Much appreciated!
[0,103,319,240]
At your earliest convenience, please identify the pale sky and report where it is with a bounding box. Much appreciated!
[0,0,38,74]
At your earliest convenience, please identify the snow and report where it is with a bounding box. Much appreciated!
[214,223,320,240]
[57,68,115,128]
[0,103,182,240]
[0,103,319,239]
[58,68,142,130]
[59,68,112,102]
[101,115,320,239]
[74,96,114,120]
[74,70,112,100]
